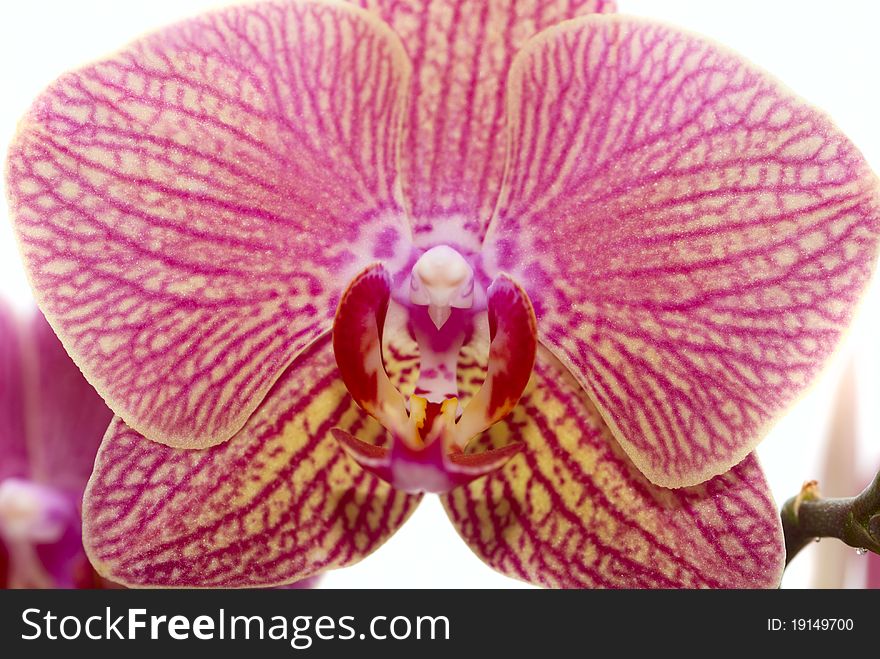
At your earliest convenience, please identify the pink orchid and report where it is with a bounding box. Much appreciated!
[6,0,879,589]
[0,303,113,588]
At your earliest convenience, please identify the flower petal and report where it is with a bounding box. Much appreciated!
[485,16,880,487]
[456,274,537,440]
[28,313,112,491]
[332,264,408,430]
[353,0,615,239]
[442,349,785,588]
[83,336,420,587]
[0,302,28,483]
[7,0,413,448]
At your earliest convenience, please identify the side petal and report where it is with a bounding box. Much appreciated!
[353,0,615,239]
[7,0,413,448]
[27,312,113,491]
[83,336,421,587]
[485,17,880,487]
[442,349,785,588]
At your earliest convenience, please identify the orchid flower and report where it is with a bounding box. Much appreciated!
[0,303,113,588]
[6,0,880,589]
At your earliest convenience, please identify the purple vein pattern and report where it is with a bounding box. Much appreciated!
[84,336,422,587]
[484,17,880,487]
[350,0,616,238]
[6,1,879,587]
[7,1,413,449]
[443,349,785,588]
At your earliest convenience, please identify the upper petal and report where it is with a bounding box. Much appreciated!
[7,0,413,448]
[83,335,421,588]
[352,0,616,240]
[484,16,880,487]
[0,302,28,483]
[442,349,785,588]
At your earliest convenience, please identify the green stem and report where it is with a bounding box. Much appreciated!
[781,472,880,566]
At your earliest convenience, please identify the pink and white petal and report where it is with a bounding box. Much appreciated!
[442,349,785,588]
[28,312,112,492]
[352,0,616,239]
[0,302,28,483]
[485,17,880,487]
[83,336,421,588]
[7,0,413,448]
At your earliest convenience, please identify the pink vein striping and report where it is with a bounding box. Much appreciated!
[7,1,413,448]
[83,335,421,588]
[484,17,880,487]
[442,351,785,588]
[352,0,615,238]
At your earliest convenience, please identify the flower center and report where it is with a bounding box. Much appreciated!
[409,245,475,330]
[331,246,537,493]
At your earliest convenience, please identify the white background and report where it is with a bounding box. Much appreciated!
[1,1,878,588]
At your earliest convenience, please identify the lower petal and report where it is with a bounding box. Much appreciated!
[83,336,421,587]
[442,349,784,588]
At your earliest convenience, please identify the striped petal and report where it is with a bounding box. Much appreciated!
[7,0,413,448]
[485,17,880,487]
[442,349,785,588]
[0,302,28,483]
[352,0,616,239]
[83,336,421,587]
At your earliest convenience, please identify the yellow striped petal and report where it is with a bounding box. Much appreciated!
[443,349,785,588]
[83,336,420,587]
